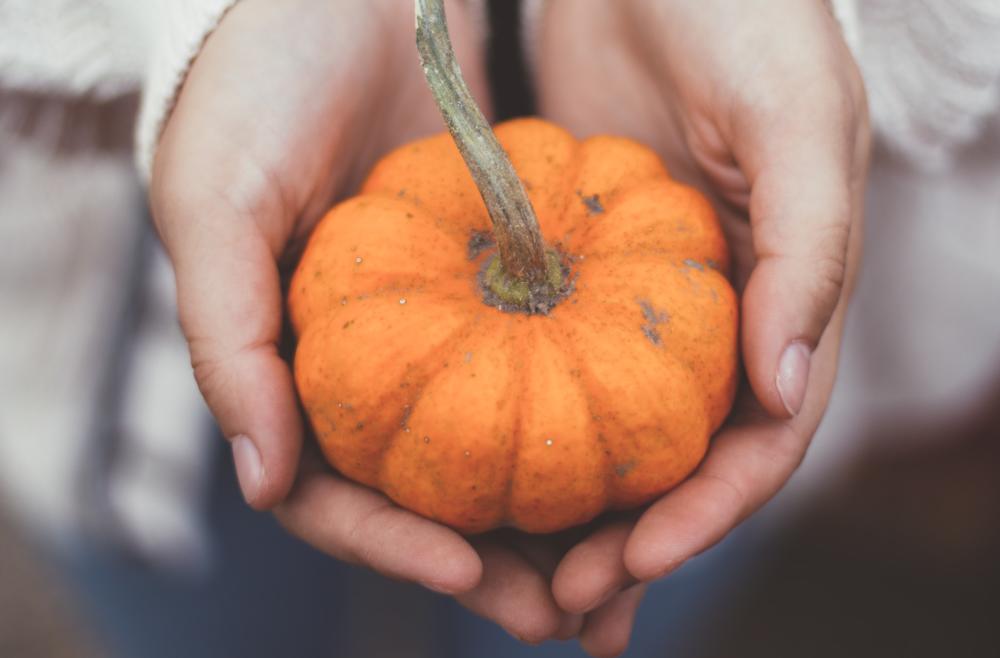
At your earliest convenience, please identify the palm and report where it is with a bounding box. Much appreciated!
[157,0,489,243]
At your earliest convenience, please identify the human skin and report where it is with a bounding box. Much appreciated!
[151,0,870,655]
[152,0,589,645]
[524,1,870,654]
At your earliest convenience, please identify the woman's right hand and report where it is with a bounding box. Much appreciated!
[151,0,589,644]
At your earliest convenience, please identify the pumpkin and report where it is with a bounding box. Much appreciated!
[287,0,738,534]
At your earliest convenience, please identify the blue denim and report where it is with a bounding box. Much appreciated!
[58,451,766,658]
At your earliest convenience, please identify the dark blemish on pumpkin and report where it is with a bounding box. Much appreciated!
[638,298,670,347]
[355,422,364,431]
[467,230,495,260]
[615,460,637,477]
[706,258,720,271]
[342,319,355,330]
[578,191,605,215]
[397,188,407,197]
[406,212,414,219]
[684,258,705,271]
[313,270,323,279]
[400,405,412,428]
[423,436,431,444]
[642,325,662,345]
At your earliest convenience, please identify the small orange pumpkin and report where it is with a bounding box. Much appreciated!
[288,0,738,534]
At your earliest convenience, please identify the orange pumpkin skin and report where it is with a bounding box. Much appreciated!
[289,118,738,534]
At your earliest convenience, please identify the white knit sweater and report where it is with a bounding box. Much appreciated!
[0,0,239,178]
[2,0,1000,172]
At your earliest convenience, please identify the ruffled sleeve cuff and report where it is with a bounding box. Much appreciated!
[134,0,241,181]
[835,0,1000,168]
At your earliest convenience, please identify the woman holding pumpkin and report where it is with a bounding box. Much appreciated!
[150,0,868,653]
[5,0,999,655]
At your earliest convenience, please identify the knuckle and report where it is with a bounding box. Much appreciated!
[805,220,851,309]
[699,472,748,519]
[345,501,395,568]
[189,351,234,413]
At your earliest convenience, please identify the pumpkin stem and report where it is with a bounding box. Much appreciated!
[416,0,565,311]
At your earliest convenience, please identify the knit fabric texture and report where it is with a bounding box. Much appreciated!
[0,0,240,179]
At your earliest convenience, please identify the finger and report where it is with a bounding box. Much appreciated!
[151,183,302,510]
[556,613,586,642]
[274,471,482,594]
[624,417,805,581]
[456,542,566,644]
[552,521,636,614]
[579,584,647,658]
[503,533,585,639]
[734,85,864,419]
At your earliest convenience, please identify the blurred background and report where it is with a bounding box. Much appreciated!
[2,1,999,657]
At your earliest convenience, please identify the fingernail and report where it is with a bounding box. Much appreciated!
[776,341,811,416]
[231,434,263,504]
[419,580,454,595]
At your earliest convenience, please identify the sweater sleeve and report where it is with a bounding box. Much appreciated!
[132,1,241,180]
[833,0,1000,168]
[0,1,139,97]
[0,0,239,179]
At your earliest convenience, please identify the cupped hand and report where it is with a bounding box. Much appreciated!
[151,0,586,643]
[524,0,871,653]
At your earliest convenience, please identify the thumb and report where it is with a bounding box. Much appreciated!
[152,183,303,510]
[737,113,858,419]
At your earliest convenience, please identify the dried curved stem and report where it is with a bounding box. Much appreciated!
[415,0,549,288]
